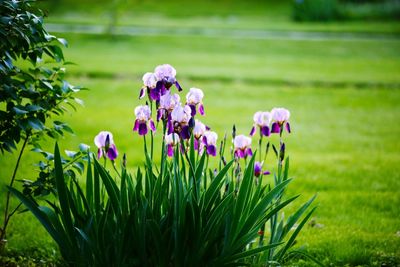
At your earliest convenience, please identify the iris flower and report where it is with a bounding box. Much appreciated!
[165,133,180,157]
[157,92,180,121]
[139,64,182,101]
[94,131,118,160]
[250,111,271,137]
[271,107,291,134]
[202,131,218,156]
[133,105,156,136]
[254,161,270,177]
[170,104,192,139]
[186,87,205,116]
[233,134,253,159]
[193,119,206,150]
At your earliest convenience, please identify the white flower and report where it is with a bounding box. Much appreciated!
[165,133,180,146]
[135,105,152,121]
[234,134,252,150]
[142,72,157,88]
[203,131,218,146]
[253,111,271,127]
[271,108,290,123]
[186,88,204,105]
[171,105,192,124]
[154,64,176,81]
[193,119,206,139]
[160,92,180,111]
[94,131,114,148]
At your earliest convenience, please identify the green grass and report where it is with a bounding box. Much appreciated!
[1,0,400,265]
[40,0,400,34]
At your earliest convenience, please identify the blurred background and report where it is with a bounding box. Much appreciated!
[1,0,400,265]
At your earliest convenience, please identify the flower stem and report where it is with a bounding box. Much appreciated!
[1,134,29,246]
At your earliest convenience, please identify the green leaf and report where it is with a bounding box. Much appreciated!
[57,38,68,47]
[54,143,76,249]
[13,107,28,114]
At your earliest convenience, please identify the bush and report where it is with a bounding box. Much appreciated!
[0,0,81,250]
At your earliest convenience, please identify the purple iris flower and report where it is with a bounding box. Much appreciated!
[139,72,158,100]
[202,131,218,156]
[140,64,182,101]
[165,133,180,157]
[186,88,205,116]
[271,107,291,134]
[254,161,271,177]
[170,104,192,139]
[133,105,156,136]
[233,134,253,159]
[250,111,271,137]
[157,92,180,122]
[94,131,118,161]
[154,64,182,92]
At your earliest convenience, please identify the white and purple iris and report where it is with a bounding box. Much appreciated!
[139,64,182,101]
[233,134,253,159]
[202,131,218,156]
[250,111,271,137]
[133,105,156,136]
[94,131,118,161]
[170,104,192,139]
[165,133,180,157]
[271,108,291,134]
[158,92,180,121]
[254,161,270,177]
[193,119,206,150]
[186,88,205,116]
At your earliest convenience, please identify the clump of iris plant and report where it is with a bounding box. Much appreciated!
[14,63,316,267]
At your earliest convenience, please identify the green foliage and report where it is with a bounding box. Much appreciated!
[0,0,82,153]
[10,141,315,266]
[21,144,89,198]
[292,0,342,22]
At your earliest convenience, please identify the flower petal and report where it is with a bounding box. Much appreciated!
[175,81,182,91]
[261,126,270,136]
[189,104,196,116]
[249,126,256,136]
[180,125,190,139]
[207,145,217,156]
[285,122,291,133]
[149,120,156,132]
[271,122,280,134]
[246,148,253,157]
[107,144,118,160]
[133,119,139,131]
[139,88,146,99]
[97,148,103,159]
[138,122,148,135]
[167,144,174,157]
[199,103,205,115]
[149,87,160,101]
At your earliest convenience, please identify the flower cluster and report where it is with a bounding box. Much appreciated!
[134,64,215,158]
[250,108,291,137]
[97,64,291,178]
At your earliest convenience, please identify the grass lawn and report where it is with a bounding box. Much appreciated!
[1,0,400,265]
